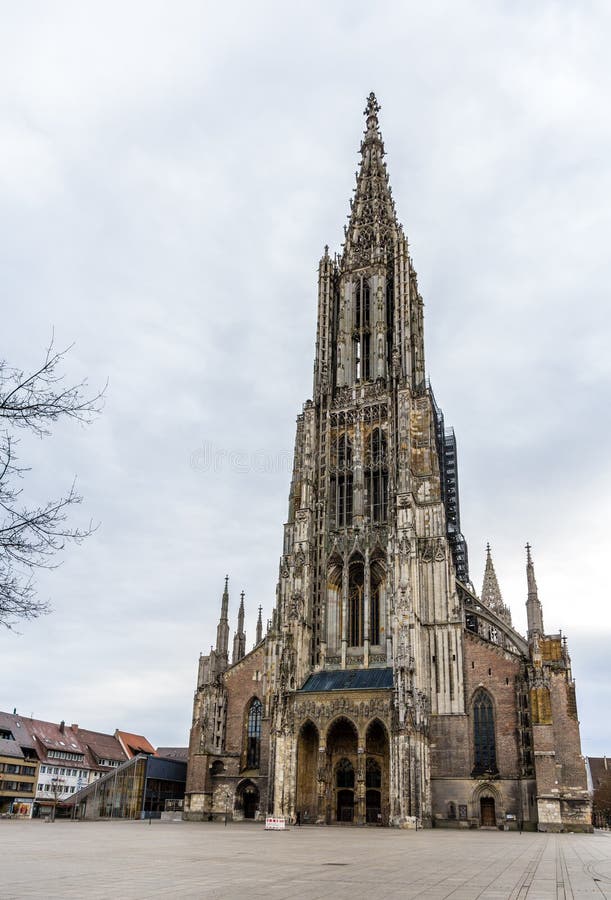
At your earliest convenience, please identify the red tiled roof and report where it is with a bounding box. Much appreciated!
[75,728,126,763]
[115,730,156,758]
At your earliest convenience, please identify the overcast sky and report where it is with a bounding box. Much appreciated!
[1,2,610,757]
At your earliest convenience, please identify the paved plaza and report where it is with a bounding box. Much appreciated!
[1,820,611,899]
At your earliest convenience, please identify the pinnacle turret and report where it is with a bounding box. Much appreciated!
[232,590,247,664]
[256,605,263,645]
[480,544,512,625]
[215,575,230,666]
[526,543,544,640]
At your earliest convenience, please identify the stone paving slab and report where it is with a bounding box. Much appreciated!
[1,821,610,900]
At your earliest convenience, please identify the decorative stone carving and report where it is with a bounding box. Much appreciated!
[289,592,303,621]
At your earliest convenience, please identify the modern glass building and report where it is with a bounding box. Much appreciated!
[67,754,186,819]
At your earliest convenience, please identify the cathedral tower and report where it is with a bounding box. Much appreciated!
[267,92,468,825]
[185,95,591,832]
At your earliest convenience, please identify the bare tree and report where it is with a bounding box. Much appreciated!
[0,340,105,629]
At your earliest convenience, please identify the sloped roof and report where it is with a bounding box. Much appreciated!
[156,747,189,761]
[299,668,394,692]
[588,757,611,786]
[0,737,25,759]
[115,730,156,757]
[0,711,36,750]
[75,728,126,763]
[21,719,86,755]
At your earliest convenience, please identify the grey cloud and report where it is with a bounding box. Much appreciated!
[1,2,609,752]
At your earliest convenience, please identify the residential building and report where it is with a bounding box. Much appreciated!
[0,712,39,817]
[0,711,155,816]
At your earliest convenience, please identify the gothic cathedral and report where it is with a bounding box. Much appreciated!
[185,95,592,831]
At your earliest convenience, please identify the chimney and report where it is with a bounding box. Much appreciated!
[59,720,65,733]
[604,755,608,771]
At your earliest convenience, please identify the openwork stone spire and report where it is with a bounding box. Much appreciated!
[343,91,399,269]
[481,544,512,625]
[526,543,544,640]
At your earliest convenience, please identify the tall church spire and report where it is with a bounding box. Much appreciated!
[215,575,230,669]
[526,543,544,640]
[232,590,247,664]
[343,91,399,270]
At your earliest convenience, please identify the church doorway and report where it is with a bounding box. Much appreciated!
[236,780,260,820]
[334,756,355,823]
[336,790,354,822]
[366,789,381,823]
[480,796,496,827]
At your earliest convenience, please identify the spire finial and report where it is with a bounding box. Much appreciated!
[486,542,491,557]
[363,92,382,146]
[526,542,532,563]
[365,91,380,121]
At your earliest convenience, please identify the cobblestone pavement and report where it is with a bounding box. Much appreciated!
[1,821,610,899]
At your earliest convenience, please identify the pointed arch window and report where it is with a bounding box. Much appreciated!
[386,277,394,370]
[330,431,353,529]
[365,426,388,524]
[366,758,381,789]
[335,758,355,789]
[472,689,498,776]
[348,559,365,646]
[246,698,262,769]
[370,586,380,645]
[354,278,371,382]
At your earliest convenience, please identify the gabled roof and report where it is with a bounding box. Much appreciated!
[21,719,86,755]
[75,728,125,763]
[115,730,155,758]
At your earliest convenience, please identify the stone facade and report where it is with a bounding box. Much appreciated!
[185,94,592,832]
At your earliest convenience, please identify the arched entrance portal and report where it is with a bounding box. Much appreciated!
[236,780,260,820]
[326,717,358,824]
[296,720,319,823]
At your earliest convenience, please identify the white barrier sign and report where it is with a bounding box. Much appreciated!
[265,816,286,830]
